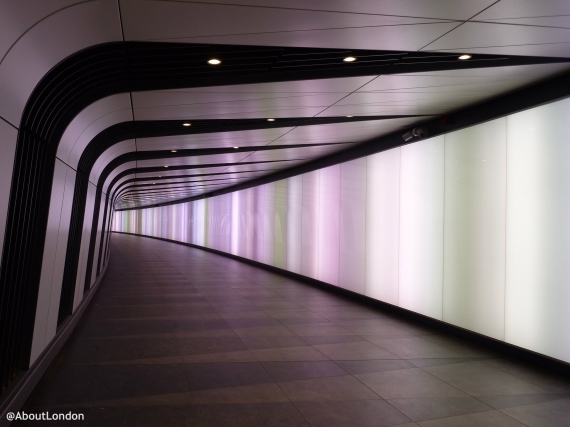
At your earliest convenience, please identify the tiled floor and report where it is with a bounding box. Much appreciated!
[18,233,570,426]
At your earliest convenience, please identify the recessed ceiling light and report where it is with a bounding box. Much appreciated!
[343,56,356,62]
[458,54,472,60]
[183,123,191,126]
[267,118,275,122]
[233,146,239,149]
[346,115,353,118]
[153,182,156,184]
[171,150,177,152]
[208,59,221,65]
[164,166,168,168]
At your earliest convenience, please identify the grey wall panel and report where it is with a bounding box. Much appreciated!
[30,160,68,364]
[0,120,17,268]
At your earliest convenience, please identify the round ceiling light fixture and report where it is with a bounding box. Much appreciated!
[343,56,356,62]
[164,166,169,168]
[346,115,353,118]
[171,150,177,152]
[208,58,221,65]
[182,123,191,126]
[267,118,275,122]
[233,146,239,149]
[458,54,472,60]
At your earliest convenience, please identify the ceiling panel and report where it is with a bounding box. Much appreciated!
[166,0,495,20]
[136,128,295,151]
[120,0,456,45]
[136,152,251,169]
[476,0,570,20]
[0,0,122,126]
[425,22,570,58]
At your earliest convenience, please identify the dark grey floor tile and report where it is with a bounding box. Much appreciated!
[501,398,570,427]
[278,375,380,401]
[106,337,180,361]
[478,393,564,409]
[407,358,488,368]
[196,402,310,427]
[262,361,347,382]
[314,341,397,360]
[240,336,310,350]
[388,397,491,421]
[95,364,189,400]
[417,410,527,426]
[170,318,230,332]
[294,400,411,427]
[177,336,248,355]
[184,362,273,391]
[120,405,200,427]
[301,335,365,346]
[226,318,282,329]
[78,319,173,338]
[58,338,109,365]
[27,365,100,407]
[336,359,415,374]
[355,368,466,399]
[371,337,465,359]
[424,362,550,396]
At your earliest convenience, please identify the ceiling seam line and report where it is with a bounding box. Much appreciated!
[418,0,503,51]
[0,115,18,130]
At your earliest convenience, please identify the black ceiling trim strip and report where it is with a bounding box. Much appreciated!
[2,40,569,394]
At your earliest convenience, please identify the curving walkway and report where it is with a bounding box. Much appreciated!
[19,233,570,426]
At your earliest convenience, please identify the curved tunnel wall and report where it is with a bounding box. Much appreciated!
[114,96,570,365]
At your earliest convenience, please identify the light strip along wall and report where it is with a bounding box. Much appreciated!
[113,96,570,364]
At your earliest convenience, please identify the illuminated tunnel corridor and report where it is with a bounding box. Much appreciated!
[3,2,570,426]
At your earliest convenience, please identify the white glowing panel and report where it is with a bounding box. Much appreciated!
[443,119,507,340]
[274,180,288,269]
[365,148,401,306]
[505,98,570,363]
[286,175,303,274]
[399,136,445,320]
[317,165,340,286]
[301,171,319,280]
[339,159,367,294]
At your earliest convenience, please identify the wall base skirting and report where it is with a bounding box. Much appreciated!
[0,260,110,426]
[113,231,570,376]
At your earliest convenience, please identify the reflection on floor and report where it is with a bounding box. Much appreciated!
[18,233,570,426]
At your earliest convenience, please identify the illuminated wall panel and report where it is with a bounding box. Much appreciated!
[505,98,570,363]
[399,136,445,320]
[443,119,507,340]
[301,171,319,279]
[286,175,303,274]
[317,165,341,286]
[274,180,288,269]
[339,159,367,294]
[365,148,401,306]
[112,96,570,364]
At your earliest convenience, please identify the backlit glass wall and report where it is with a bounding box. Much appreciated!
[114,97,570,364]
